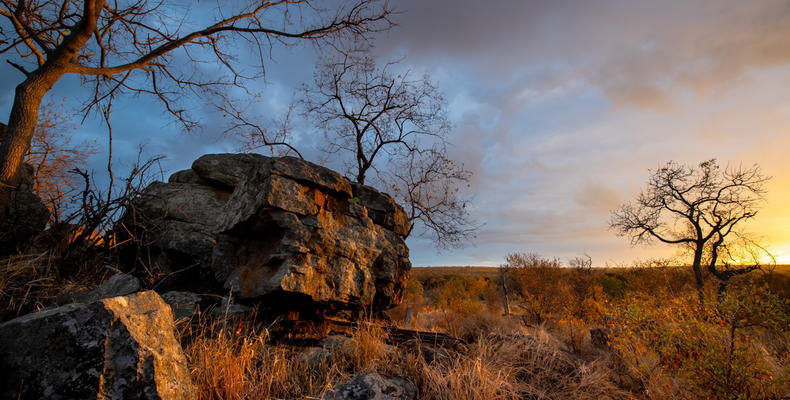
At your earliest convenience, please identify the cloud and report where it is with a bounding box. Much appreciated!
[4,1,790,267]
[575,182,622,214]
[379,0,790,109]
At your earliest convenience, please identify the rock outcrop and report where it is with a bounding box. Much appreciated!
[0,161,49,256]
[0,291,195,400]
[124,154,411,312]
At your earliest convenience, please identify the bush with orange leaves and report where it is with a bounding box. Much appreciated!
[505,252,604,324]
[608,284,789,399]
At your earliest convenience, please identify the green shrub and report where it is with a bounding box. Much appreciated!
[600,273,628,299]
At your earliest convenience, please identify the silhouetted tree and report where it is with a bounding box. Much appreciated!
[384,146,476,247]
[610,159,770,302]
[300,45,476,247]
[569,253,592,272]
[0,0,393,217]
[303,45,450,184]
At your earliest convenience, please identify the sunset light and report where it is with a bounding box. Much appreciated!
[1,1,789,399]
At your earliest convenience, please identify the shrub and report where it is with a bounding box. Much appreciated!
[600,273,629,299]
[607,286,789,399]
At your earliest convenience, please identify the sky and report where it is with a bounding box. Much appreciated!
[2,0,790,267]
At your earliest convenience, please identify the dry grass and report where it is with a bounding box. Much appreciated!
[5,251,785,399]
[182,316,339,399]
[0,252,112,321]
[181,310,633,400]
[405,308,524,341]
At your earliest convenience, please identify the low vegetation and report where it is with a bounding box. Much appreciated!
[2,241,788,399]
[161,259,788,399]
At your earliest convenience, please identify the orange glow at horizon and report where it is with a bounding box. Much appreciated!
[745,173,790,265]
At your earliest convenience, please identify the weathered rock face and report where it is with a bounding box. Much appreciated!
[0,291,195,400]
[0,162,49,256]
[125,154,411,311]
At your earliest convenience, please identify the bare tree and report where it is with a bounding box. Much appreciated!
[385,146,476,248]
[610,159,770,302]
[302,45,450,184]
[499,252,562,321]
[300,44,476,247]
[569,253,592,272]
[499,260,512,316]
[219,98,304,159]
[0,0,393,216]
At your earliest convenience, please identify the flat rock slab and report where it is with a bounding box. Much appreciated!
[0,291,195,400]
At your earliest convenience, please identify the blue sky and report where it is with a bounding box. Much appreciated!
[2,0,790,266]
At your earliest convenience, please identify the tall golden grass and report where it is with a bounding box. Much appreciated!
[179,310,634,400]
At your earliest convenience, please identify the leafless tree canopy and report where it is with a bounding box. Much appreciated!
[569,253,592,272]
[0,0,393,215]
[1,0,392,119]
[609,159,770,300]
[220,98,304,159]
[302,45,450,184]
[299,45,476,247]
[384,146,476,248]
[503,252,562,270]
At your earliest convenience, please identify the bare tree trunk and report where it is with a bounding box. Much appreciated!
[717,280,729,303]
[0,0,102,217]
[500,268,511,316]
[691,245,705,304]
[502,287,511,316]
[0,81,53,218]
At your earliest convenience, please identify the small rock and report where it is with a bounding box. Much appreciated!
[161,291,203,320]
[210,295,252,318]
[324,373,416,400]
[319,334,352,349]
[420,345,450,365]
[70,273,141,303]
[298,346,332,367]
[297,335,352,367]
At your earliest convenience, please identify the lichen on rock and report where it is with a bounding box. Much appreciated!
[0,291,195,400]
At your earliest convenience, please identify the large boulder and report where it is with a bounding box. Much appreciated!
[123,154,411,311]
[0,291,195,400]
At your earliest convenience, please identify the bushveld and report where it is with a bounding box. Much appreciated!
[2,254,788,399]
